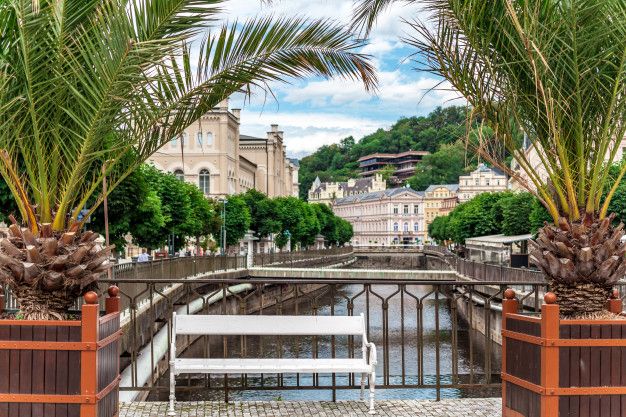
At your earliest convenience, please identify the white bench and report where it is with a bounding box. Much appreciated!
[168,313,378,415]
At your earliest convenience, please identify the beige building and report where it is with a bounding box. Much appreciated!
[308,173,386,205]
[149,99,298,198]
[510,137,626,192]
[458,163,508,202]
[424,184,459,237]
[332,188,426,246]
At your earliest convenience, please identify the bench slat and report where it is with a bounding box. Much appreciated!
[174,358,371,374]
[175,315,365,336]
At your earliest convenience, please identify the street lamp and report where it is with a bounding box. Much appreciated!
[218,198,227,256]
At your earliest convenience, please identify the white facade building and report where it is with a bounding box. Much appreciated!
[332,188,426,246]
[308,173,386,205]
[458,163,508,202]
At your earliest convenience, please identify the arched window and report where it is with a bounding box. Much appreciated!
[393,222,399,232]
[206,132,213,145]
[403,222,409,232]
[414,223,419,232]
[174,169,184,181]
[196,132,203,146]
[199,169,210,195]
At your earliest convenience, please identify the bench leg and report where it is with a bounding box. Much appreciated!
[360,373,366,400]
[368,370,376,415]
[168,366,176,416]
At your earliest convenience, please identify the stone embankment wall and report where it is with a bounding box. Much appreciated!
[349,253,451,270]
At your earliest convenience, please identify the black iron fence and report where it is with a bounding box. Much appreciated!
[110,255,246,281]
[452,257,544,283]
[252,246,353,267]
[97,276,550,402]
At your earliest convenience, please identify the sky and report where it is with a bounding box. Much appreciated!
[220,1,462,159]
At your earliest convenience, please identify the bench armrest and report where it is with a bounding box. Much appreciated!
[365,341,377,366]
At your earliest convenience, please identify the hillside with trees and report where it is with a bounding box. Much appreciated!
[298,106,475,199]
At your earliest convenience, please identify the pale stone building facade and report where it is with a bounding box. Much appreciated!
[308,173,386,205]
[332,187,426,246]
[424,184,459,238]
[509,137,626,192]
[458,163,508,202]
[149,99,298,198]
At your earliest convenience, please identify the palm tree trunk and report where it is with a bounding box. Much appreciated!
[0,220,111,320]
[530,215,626,316]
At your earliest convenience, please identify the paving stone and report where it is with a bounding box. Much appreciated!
[120,398,501,416]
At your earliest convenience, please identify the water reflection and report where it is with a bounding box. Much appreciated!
[151,284,501,401]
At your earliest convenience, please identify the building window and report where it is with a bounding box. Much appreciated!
[196,132,203,146]
[174,169,184,181]
[170,136,177,147]
[475,178,480,186]
[414,223,419,232]
[414,205,419,214]
[199,169,210,195]
[403,222,409,232]
[393,206,399,214]
[206,132,213,145]
[486,179,490,186]
[393,222,399,232]
[403,205,409,214]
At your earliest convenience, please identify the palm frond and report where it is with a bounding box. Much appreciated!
[403,0,626,222]
[0,0,377,232]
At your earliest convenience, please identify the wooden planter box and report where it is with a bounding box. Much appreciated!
[0,287,121,417]
[502,289,624,417]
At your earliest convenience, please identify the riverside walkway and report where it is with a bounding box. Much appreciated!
[120,398,501,416]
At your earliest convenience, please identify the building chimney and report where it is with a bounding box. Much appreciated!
[271,124,278,132]
[232,108,241,119]
[218,98,229,110]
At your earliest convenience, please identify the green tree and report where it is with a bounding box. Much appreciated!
[446,193,508,244]
[335,218,354,246]
[90,165,165,252]
[241,189,281,238]
[0,0,376,319]
[182,181,215,251]
[428,215,451,244]
[221,196,251,247]
[274,197,306,248]
[408,141,474,190]
[500,193,534,236]
[143,165,193,252]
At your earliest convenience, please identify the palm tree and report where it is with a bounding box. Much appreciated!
[0,0,377,319]
[353,0,626,316]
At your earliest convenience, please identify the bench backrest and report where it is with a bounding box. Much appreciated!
[173,314,365,337]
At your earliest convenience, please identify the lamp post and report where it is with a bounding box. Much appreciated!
[219,198,227,256]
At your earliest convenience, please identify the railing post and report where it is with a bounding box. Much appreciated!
[106,285,120,315]
[608,289,623,314]
[501,289,518,416]
[540,292,559,417]
[81,291,100,417]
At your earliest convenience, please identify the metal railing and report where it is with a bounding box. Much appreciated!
[452,258,544,283]
[422,245,544,283]
[252,246,353,267]
[110,255,246,281]
[97,276,550,402]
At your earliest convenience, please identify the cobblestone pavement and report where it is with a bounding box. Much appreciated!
[120,398,501,416]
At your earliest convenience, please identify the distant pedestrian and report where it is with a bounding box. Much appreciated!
[137,250,150,263]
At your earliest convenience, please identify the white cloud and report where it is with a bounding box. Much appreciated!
[279,69,463,111]
[238,110,391,156]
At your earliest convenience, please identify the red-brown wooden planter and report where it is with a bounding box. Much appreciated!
[0,287,121,417]
[502,289,625,417]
